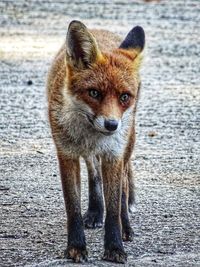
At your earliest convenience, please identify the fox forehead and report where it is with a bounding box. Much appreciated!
[67,53,139,96]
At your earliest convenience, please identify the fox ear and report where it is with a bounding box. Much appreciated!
[119,26,145,53]
[66,20,101,69]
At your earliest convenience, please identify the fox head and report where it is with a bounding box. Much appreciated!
[65,20,145,135]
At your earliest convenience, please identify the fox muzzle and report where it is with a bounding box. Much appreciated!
[104,119,118,132]
[92,116,121,134]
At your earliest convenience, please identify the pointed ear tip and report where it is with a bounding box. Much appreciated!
[68,20,86,30]
[119,25,145,51]
[132,25,145,50]
[133,25,145,32]
[132,26,145,39]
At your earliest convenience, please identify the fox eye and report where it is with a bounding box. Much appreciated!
[120,93,130,103]
[88,89,101,99]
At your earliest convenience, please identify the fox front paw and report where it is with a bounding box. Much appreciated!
[103,248,127,263]
[65,246,88,263]
[83,210,103,229]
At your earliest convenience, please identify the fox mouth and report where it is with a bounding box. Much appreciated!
[99,131,114,136]
[86,115,114,136]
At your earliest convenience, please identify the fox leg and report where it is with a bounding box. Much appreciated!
[57,153,87,263]
[83,156,104,228]
[123,125,136,213]
[101,158,127,263]
[121,161,134,242]
[128,161,136,213]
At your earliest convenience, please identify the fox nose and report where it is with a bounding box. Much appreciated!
[104,119,118,131]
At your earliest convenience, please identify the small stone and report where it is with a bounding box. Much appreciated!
[164,214,173,218]
[0,186,10,191]
[27,80,33,85]
[148,131,157,137]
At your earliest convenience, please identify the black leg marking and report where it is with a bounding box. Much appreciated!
[103,215,127,263]
[101,159,127,263]
[84,157,104,229]
[65,214,88,263]
[128,163,136,213]
[121,191,134,242]
[58,156,88,263]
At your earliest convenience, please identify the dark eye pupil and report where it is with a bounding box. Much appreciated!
[89,89,99,98]
[121,93,129,102]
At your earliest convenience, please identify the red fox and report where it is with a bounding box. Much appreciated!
[47,20,145,263]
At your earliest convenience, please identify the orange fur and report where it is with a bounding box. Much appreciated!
[47,21,144,263]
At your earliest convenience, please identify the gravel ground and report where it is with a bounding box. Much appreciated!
[0,1,200,266]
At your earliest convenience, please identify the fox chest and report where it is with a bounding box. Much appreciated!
[56,115,130,158]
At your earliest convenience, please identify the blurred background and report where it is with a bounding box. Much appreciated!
[0,1,199,266]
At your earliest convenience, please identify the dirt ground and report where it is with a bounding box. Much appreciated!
[0,0,200,266]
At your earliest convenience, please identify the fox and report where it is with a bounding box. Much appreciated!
[47,20,145,263]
